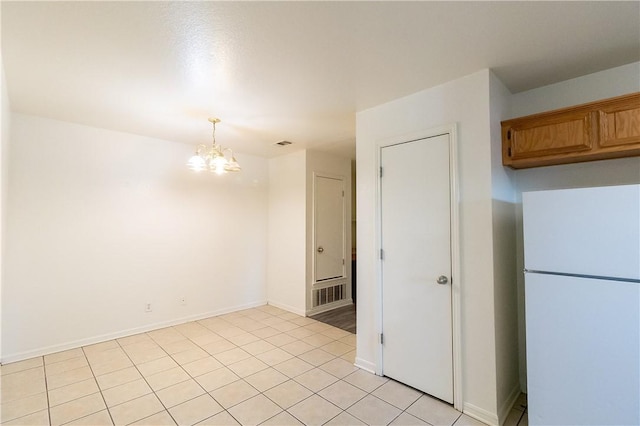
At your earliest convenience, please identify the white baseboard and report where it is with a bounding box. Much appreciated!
[267,300,306,317]
[499,383,523,424]
[1,299,268,364]
[463,402,499,426]
[354,357,376,374]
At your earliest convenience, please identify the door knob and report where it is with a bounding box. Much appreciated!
[437,275,449,285]
[317,246,324,253]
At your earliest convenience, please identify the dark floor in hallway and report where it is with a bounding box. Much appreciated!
[310,304,356,334]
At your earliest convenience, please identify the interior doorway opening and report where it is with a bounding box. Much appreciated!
[310,160,357,334]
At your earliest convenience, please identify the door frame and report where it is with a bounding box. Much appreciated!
[375,123,462,410]
[308,171,352,315]
[312,173,347,284]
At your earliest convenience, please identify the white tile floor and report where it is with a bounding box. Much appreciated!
[0,305,528,425]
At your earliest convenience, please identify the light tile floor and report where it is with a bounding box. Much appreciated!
[0,305,528,425]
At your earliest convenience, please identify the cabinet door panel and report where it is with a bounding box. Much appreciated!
[600,106,640,147]
[508,112,593,160]
[502,92,640,169]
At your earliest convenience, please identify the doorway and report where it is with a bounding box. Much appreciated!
[379,130,460,406]
[314,175,346,282]
[309,172,352,318]
[310,167,357,334]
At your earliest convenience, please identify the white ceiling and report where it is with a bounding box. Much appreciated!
[2,2,639,160]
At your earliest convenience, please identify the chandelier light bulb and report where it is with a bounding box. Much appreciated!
[214,163,226,175]
[187,118,241,175]
[187,154,206,172]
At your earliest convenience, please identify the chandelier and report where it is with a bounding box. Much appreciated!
[187,118,241,174]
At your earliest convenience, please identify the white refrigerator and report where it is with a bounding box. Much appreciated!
[523,184,640,426]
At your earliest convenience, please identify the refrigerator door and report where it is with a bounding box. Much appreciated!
[523,184,640,280]
[526,273,640,425]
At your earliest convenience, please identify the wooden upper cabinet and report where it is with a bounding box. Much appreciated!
[599,96,640,147]
[502,92,640,169]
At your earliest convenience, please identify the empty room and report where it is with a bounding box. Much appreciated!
[1,2,639,426]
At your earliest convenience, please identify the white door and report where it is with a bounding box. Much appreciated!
[380,134,453,403]
[315,175,345,281]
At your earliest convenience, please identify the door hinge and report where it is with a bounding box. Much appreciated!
[342,259,345,265]
[380,333,384,344]
[342,190,344,197]
[380,249,384,260]
[507,146,512,157]
[380,166,383,178]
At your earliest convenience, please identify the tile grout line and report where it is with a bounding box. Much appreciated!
[142,312,298,424]
[0,362,46,424]
[113,334,181,425]
[197,309,300,425]
[190,315,272,425]
[157,323,247,425]
[6,307,462,426]
[9,317,335,425]
[193,313,303,425]
[335,377,390,425]
[10,311,256,424]
[176,313,358,425]
[41,356,53,426]
[77,346,114,426]
[253,363,389,426]
[515,407,525,426]
[178,312,349,425]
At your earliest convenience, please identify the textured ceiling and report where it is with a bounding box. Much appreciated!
[2,1,639,159]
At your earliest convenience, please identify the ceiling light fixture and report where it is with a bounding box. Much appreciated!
[187,118,241,175]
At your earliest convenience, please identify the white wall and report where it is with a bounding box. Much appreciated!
[0,54,11,360]
[510,62,640,118]
[267,149,352,316]
[267,151,307,315]
[489,73,520,419]
[3,114,269,362]
[509,61,640,391]
[356,69,516,424]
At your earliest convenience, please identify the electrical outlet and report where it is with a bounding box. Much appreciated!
[145,303,152,312]
[180,297,186,306]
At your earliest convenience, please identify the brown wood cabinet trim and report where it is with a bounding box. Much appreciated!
[502,92,640,169]
[509,111,594,160]
[598,96,640,148]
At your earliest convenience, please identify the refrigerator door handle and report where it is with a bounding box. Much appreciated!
[525,269,640,284]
